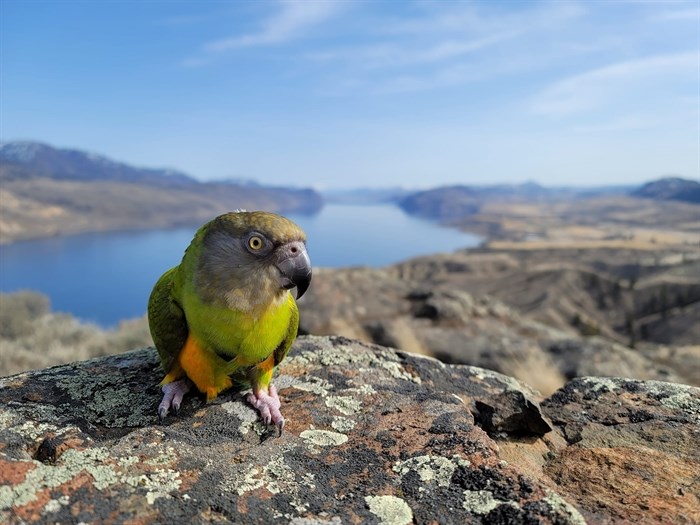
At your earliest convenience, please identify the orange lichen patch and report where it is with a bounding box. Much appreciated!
[59,470,96,496]
[15,470,98,521]
[0,377,28,389]
[175,469,200,493]
[546,445,700,524]
[254,490,275,502]
[13,487,52,522]
[498,436,555,485]
[22,392,43,402]
[0,458,35,485]
[366,400,488,460]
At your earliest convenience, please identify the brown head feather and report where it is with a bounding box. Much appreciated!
[209,211,306,245]
[190,211,308,313]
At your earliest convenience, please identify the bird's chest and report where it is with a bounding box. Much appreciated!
[185,295,292,364]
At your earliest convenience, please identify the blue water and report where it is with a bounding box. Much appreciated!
[0,204,480,326]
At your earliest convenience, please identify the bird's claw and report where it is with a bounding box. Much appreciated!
[158,379,192,420]
[247,385,285,435]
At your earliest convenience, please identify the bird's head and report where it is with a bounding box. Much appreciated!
[193,211,312,311]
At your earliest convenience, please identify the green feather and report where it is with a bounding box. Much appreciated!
[147,266,187,374]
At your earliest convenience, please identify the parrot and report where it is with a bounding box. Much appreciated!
[147,211,312,432]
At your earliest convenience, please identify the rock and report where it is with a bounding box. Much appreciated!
[541,377,700,524]
[475,391,553,436]
[1,336,698,524]
[299,268,685,395]
[545,337,682,384]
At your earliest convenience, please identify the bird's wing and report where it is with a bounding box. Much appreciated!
[273,294,300,367]
[148,266,189,374]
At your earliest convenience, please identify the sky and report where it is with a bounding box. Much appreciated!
[1,0,699,189]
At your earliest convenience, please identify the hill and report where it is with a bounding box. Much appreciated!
[398,185,482,221]
[396,180,698,252]
[395,182,637,222]
[0,141,323,243]
[631,176,700,203]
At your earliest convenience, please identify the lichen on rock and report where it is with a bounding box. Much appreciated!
[1,336,698,524]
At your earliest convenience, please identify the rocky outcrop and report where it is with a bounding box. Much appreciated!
[1,336,698,524]
[299,267,688,395]
[542,377,700,524]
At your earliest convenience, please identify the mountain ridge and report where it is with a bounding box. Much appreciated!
[0,141,196,187]
[398,176,698,223]
[0,141,323,244]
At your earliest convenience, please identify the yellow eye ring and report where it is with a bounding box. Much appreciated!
[248,235,264,250]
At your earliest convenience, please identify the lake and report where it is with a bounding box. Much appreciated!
[0,204,480,326]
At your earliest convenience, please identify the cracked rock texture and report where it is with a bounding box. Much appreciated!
[1,335,698,524]
[298,267,691,396]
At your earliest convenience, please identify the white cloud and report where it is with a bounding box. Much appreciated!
[307,30,520,72]
[205,0,343,51]
[306,1,592,94]
[181,0,345,67]
[409,33,520,64]
[383,1,585,37]
[531,52,699,116]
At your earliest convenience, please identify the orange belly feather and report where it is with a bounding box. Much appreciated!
[162,335,232,401]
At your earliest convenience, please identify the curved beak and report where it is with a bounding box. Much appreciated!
[276,241,312,299]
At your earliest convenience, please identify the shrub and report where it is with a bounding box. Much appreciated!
[0,290,51,338]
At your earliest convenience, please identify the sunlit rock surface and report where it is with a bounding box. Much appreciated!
[1,336,697,524]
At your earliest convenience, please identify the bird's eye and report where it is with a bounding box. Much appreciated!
[248,235,264,251]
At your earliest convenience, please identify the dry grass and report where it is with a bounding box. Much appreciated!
[488,238,694,251]
[464,195,700,252]
[488,224,698,251]
[0,291,152,377]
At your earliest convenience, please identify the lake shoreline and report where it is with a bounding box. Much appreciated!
[0,208,324,246]
[0,204,482,326]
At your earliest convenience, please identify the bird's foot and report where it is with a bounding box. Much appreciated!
[247,385,284,434]
[158,379,192,419]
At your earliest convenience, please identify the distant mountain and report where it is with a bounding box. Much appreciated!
[0,141,323,243]
[0,141,195,187]
[397,179,698,223]
[397,182,570,222]
[631,177,700,204]
[398,185,481,222]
